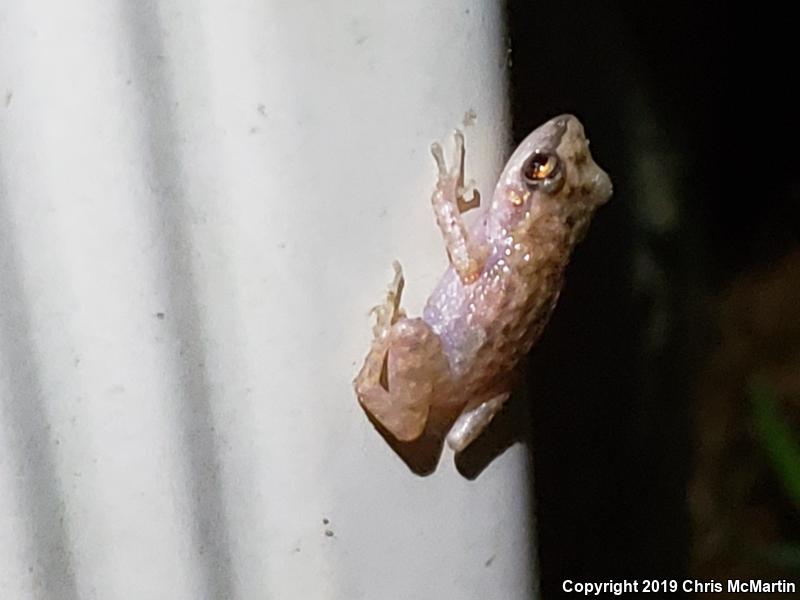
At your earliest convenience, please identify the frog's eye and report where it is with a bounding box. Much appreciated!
[522,150,565,194]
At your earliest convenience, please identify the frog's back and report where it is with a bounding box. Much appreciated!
[422,220,570,390]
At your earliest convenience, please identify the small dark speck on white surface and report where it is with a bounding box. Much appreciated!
[5,91,12,107]
[257,103,267,117]
[462,109,477,127]
[484,555,495,567]
[155,312,165,320]
[324,529,334,537]
[322,518,329,525]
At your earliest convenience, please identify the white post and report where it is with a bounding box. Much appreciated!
[0,1,536,598]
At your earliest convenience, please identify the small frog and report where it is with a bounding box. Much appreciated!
[355,115,612,452]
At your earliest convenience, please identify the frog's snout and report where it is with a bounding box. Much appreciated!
[558,115,613,206]
[592,167,613,205]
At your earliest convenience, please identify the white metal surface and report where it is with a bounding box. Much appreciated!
[0,1,535,598]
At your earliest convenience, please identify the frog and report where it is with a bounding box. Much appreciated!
[354,114,612,453]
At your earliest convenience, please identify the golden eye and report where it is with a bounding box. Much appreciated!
[525,153,556,180]
[521,151,565,194]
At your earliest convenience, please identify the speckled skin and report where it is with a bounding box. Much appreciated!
[355,115,612,452]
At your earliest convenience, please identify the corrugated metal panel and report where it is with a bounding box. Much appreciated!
[0,2,536,598]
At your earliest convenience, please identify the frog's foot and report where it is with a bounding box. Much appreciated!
[355,317,452,442]
[430,130,480,214]
[430,131,487,284]
[446,392,511,452]
[369,261,406,339]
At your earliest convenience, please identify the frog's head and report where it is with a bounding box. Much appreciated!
[488,114,612,243]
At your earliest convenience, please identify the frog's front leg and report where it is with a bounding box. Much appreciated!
[430,131,489,284]
[446,391,511,452]
[354,263,454,441]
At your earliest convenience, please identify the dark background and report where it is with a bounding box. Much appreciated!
[508,2,798,597]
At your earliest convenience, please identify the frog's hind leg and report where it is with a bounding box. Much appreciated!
[355,264,453,441]
[446,392,511,452]
[355,317,453,442]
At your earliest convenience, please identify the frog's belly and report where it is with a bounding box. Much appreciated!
[422,265,510,378]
